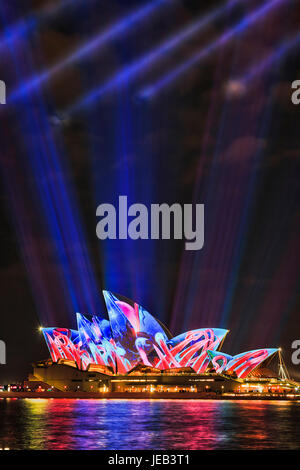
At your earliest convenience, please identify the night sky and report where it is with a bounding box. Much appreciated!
[0,0,299,382]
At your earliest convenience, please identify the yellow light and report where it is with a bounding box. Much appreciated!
[38,326,44,332]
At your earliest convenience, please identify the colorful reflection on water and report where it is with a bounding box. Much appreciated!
[0,399,299,450]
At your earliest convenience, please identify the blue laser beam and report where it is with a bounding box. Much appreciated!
[139,0,291,97]
[0,0,91,54]
[10,0,172,102]
[239,31,300,84]
[219,33,300,330]
[0,2,103,319]
[170,0,293,334]
[67,0,250,114]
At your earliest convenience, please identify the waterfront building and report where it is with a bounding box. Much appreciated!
[29,291,298,396]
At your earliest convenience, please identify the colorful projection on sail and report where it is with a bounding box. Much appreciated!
[42,291,277,377]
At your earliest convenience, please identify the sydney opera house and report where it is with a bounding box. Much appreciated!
[30,291,297,395]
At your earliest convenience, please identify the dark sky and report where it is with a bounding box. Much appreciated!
[0,0,299,382]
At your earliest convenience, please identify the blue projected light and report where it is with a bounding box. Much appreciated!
[0,0,89,54]
[219,30,300,329]
[0,16,37,52]
[139,0,289,97]
[10,0,171,101]
[0,0,102,317]
[67,0,249,114]
[239,31,300,84]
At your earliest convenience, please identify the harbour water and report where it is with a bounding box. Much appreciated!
[0,398,299,450]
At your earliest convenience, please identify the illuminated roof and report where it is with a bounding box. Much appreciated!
[42,290,278,377]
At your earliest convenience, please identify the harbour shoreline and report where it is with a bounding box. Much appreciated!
[1,391,299,400]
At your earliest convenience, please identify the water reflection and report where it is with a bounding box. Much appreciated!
[0,398,299,450]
